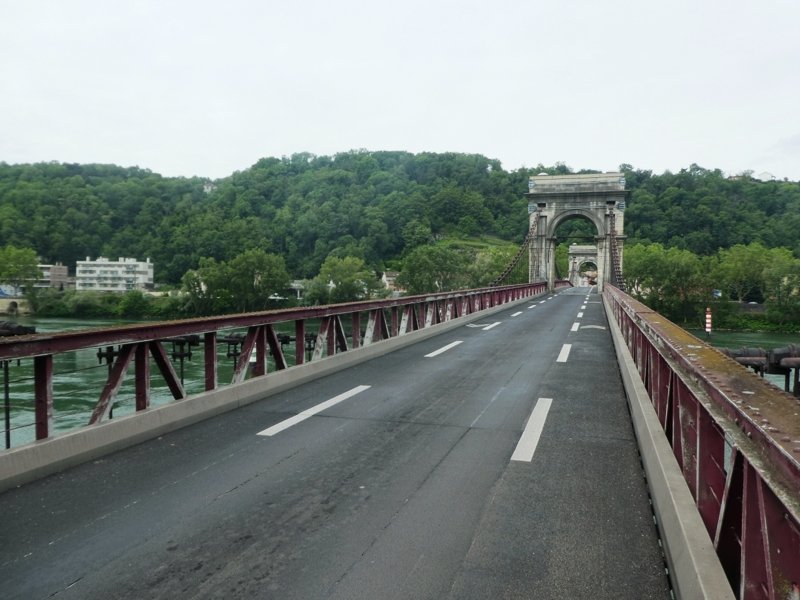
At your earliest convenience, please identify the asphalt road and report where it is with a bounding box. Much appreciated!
[0,287,671,599]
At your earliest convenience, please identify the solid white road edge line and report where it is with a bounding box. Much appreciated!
[257,384,372,436]
[482,322,501,331]
[571,322,580,332]
[557,344,572,363]
[425,340,464,357]
[511,397,553,462]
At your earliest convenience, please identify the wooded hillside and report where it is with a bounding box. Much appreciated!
[1,153,798,284]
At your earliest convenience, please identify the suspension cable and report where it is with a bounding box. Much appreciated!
[490,212,538,287]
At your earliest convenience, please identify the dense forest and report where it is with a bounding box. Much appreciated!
[2,152,798,286]
[1,152,799,326]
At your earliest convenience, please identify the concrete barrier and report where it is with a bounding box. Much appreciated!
[0,294,538,492]
[603,295,734,600]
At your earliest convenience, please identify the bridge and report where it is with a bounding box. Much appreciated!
[1,175,798,599]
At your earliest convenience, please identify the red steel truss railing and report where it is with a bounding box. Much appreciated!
[605,285,800,600]
[1,282,565,447]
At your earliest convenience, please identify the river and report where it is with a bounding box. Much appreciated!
[687,328,799,393]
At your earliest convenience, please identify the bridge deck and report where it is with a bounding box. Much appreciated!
[0,287,671,599]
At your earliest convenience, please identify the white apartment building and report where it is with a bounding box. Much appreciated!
[75,257,154,292]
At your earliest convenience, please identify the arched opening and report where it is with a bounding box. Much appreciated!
[8,301,18,315]
[576,260,598,286]
[552,213,602,283]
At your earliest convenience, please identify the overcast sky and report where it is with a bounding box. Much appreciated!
[2,0,799,181]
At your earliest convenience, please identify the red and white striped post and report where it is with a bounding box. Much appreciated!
[705,307,712,338]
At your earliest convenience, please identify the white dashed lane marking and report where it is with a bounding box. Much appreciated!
[425,340,464,357]
[511,398,553,462]
[556,344,572,363]
[258,385,371,436]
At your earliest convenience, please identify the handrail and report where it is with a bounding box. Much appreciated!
[1,283,550,447]
[604,284,800,599]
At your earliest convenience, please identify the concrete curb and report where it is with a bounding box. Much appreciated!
[603,295,734,599]
[0,294,538,493]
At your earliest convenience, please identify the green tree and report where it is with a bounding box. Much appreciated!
[717,242,771,302]
[181,258,232,315]
[397,245,470,294]
[762,248,800,326]
[116,290,151,318]
[182,250,290,314]
[0,245,39,293]
[306,256,382,304]
[402,219,432,251]
[226,249,291,312]
[623,243,707,322]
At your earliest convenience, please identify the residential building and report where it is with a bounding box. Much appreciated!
[76,257,154,292]
[35,262,73,289]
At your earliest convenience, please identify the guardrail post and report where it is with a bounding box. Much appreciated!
[34,355,53,440]
[295,320,305,365]
[135,342,150,411]
[351,312,361,349]
[3,360,9,449]
[204,332,217,391]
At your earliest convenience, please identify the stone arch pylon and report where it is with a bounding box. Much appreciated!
[526,172,628,291]
[568,245,599,287]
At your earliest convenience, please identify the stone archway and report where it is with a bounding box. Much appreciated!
[526,173,627,291]
[567,245,598,287]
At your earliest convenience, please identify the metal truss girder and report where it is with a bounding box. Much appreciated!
[605,285,800,599]
[1,282,549,446]
[34,355,53,439]
[149,341,185,401]
[90,344,136,424]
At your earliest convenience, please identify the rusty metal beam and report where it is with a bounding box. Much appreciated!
[333,316,348,354]
[204,332,217,391]
[34,355,53,439]
[135,342,150,412]
[351,312,361,349]
[149,341,185,400]
[233,327,259,384]
[254,326,267,377]
[313,318,331,361]
[265,325,287,371]
[89,344,136,424]
[0,283,542,360]
[0,281,552,446]
[294,320,305,366]
[605,284,800,599]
